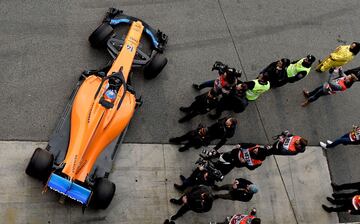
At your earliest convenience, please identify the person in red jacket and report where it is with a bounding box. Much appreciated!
[302,67,358,107]
[193,61,241,96]
[212,143,268,176]
[187,144,268,188]
[212,208,261,224]
[266,130,308,156]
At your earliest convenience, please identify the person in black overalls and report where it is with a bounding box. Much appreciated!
[209,82,248,119]
[178,89,218,123]
[168,185,214,221]
[213,178,258,202]
[169,117,237,152]
[260,58,290,88]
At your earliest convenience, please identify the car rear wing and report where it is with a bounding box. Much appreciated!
[46,173,92,205]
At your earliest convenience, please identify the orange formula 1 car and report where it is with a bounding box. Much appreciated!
[25,8,168,209]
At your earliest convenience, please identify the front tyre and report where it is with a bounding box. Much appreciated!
[144,54,168,79]
[90,178,116,209]
[25,148,54,181]
[89,23,114,48]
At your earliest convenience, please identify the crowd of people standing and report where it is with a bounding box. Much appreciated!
[164,41,360,223]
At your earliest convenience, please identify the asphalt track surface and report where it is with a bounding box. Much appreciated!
[1,0,360,222]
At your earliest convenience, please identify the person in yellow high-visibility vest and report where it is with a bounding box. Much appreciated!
[245,73,270,101]
[286,54,316,83]
[316,42,360,73]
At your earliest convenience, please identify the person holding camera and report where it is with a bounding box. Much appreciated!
[213,178,258,202]
[173,150,225,191]
[207,143,268,177]
[209,82,248,119]
[223,143,268,171]
[178,89,218,123]
[260,58,291,88]
[193,61,241,96]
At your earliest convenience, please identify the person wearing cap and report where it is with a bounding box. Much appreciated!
[316,42,360,73]
[213,178,258,202]
[320,125,360,149]
[302,67,358,106]
[286,55,316,84]
[322,194,360,215]
[244,73,270,101]
[260,58,291,88]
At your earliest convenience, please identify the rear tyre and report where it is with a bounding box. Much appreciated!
[89,23,114,48]
[144,53,168,79]
[90,178,116,209]
[25,148,54,181]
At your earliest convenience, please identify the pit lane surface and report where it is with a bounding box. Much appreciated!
[0,142,337,224]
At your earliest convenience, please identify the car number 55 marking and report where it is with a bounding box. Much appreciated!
[126,44,134,52]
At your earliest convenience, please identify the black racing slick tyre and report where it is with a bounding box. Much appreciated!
[90,178,116,209]
[89,23,114,48]
[144,53,168,79]
[25,148,54,181]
